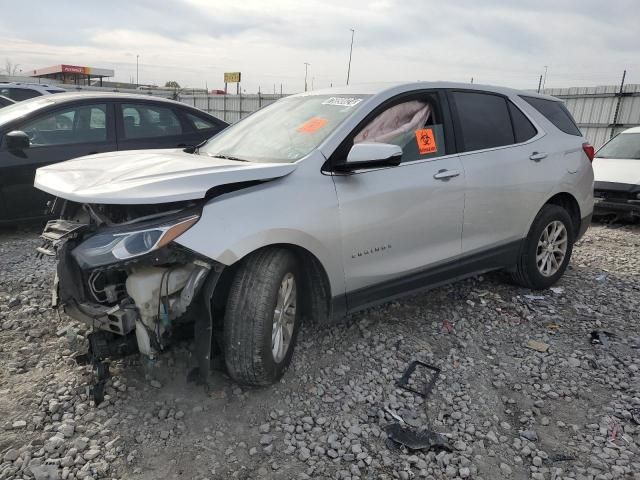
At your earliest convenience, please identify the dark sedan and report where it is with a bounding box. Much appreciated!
[0,92,227,221]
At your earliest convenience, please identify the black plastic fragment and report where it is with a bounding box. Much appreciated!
[396,360,441,398]
[384,422,450,451]
[590,331,615,346]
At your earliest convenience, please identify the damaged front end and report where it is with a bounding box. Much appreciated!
[39,199,224,396]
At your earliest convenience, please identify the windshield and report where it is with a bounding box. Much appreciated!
[596,133,640,160]
[0,97,54,126]
[200,94,371,163]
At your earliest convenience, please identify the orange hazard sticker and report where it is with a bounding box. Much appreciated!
[415,128,437,154]
[297,117,328,133]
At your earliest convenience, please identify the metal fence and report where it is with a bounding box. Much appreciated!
[176,93,285,123]
[543,83,640,148]
[179,86,640,149]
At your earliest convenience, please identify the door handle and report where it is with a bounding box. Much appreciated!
[433,169,460,181]
[177,143,187,148]
[87,151,98,155]
[529,152,547,162]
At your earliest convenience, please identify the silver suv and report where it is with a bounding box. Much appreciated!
[35,82,594,387]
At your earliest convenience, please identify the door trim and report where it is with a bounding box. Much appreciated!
[333,239,522,315]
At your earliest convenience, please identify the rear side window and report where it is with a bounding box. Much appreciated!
[521,96,581,136]
[184,112,218,131]
[508,102,537,143]
[451,91,514,152]
[121,103,182,139]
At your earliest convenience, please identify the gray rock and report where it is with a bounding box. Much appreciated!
[519,429,538,442]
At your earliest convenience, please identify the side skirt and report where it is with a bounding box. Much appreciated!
[333,240,523,316]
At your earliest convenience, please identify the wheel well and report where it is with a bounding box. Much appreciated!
[545,192,581,234]
[210,244,333,326]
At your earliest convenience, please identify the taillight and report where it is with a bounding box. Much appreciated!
[582,142,595,163]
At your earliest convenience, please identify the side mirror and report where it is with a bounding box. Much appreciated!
[335,143,402,172]
[5,130,30,151]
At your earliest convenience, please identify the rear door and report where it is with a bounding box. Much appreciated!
[447,90,545,254]
[330,90,465,309]
[0,101,116,219]
[116,101,190,150]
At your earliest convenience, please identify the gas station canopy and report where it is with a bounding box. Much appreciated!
[31,64,114,86]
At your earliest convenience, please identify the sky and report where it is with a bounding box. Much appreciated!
[1,0,638,93]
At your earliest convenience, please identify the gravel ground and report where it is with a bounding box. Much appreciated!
[0,223,639,480]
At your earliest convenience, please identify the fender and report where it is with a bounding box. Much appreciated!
[175,150,345,299]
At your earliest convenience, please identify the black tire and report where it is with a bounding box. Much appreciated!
[223,248,301,386]
[511,204,575,290]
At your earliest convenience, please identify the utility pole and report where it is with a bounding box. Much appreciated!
[537,74,543,93]
[346,28,355,85]
[610,69,627,139]
[542,65,548,91]
[136,55,139,87]
[304,62,310,92]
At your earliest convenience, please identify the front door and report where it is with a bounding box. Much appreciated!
[0,102,116,220]
[330,91,465,310]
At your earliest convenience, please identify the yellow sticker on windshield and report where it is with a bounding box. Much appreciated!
[415,128,437,154]
[297,117,328,133]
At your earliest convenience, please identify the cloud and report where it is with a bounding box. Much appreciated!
[0,0,637,92]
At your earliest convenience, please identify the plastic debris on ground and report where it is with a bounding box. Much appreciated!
[384,422,451,452]
[525,339,550,353]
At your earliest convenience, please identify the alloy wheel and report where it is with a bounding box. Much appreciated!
[536,220,568,277]
[271,272,297,363]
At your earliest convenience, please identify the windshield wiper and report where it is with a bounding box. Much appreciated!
[207,153,250,162]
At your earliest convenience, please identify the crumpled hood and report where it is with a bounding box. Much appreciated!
[593,157,640,185]
[34,149,297,204]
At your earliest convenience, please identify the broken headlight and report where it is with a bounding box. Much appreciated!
[72,215,199,268]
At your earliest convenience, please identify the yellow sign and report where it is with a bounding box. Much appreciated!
[224,72,241,83]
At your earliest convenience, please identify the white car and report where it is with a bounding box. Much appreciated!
[593,126,640,218]
[34,82,595,387]
[0,82,65,101]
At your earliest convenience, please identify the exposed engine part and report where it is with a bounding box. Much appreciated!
[74,331,139,405]
[125,262,212,355]
[88,270,126,304]
[37,219,88,257]
[72,302,137,335]
[135,320,154,357]
[87,330,139,361]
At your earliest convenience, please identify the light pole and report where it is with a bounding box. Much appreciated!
[346,28,355,85]
[136,55,139,87]
[304,62,310,92]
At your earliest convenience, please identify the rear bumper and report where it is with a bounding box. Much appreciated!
[593,198,640,215]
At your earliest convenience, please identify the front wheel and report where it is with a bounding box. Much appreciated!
[511,204,575,289]
[223,248,300,386]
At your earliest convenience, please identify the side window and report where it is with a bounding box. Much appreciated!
[20,104,108,146]
[508,102,537,143]
[520,96,582,136]
[3,88,41,101]
[185,112,217,131]
[451,91,514,152]
[353,96,446,162]
[121,103,182,139]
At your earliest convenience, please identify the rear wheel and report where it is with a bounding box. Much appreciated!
[511,204,575,289]
[223,248,300,386]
